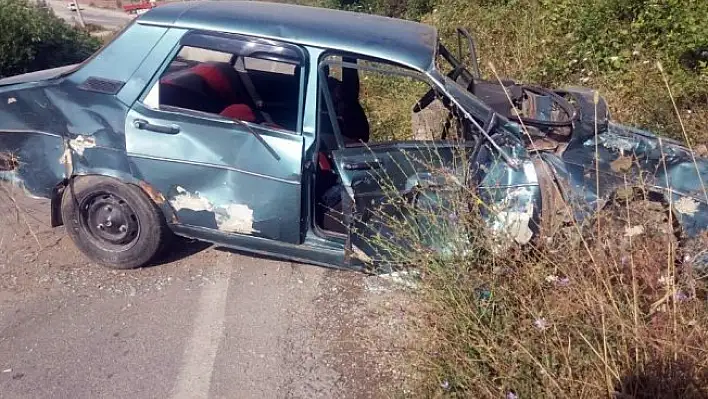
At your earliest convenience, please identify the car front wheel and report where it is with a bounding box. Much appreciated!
[61,175,171,269]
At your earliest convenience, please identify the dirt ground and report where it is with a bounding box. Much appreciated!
[0,183,419,398]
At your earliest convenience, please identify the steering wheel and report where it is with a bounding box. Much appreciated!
[413,66,464,113]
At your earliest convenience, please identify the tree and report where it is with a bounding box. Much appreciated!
[0,0,101,78]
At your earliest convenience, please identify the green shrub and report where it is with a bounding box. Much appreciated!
[0,0,101,78]
[327,0,433,20]
[423,0,707,140]
[537,0,708,80]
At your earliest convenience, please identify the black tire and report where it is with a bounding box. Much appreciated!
[61,175,172,269]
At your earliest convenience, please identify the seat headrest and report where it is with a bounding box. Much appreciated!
[220,104,257,122]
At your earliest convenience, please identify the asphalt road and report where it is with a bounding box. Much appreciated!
[48,0,134,30]
[0,184,416,398]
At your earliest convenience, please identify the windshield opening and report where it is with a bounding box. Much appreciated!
[430,42,495,130]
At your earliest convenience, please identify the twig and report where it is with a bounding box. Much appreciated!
[594,90,601,238]
[0,184,42,250]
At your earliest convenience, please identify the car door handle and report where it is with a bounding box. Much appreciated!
[343,161,382,171]
[133,119,180,135]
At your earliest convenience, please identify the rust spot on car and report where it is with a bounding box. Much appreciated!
[138,180,167,205]
[139,181,178,223]
[610,154,633,173]
[0,152,19,171]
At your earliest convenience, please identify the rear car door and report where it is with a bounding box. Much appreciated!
[125,30,307,244]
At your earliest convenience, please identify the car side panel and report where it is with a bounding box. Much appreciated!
[0,131,65,198]
[0,23,172,200]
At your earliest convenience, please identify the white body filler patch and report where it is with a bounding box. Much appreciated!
[674,196,700,216]
[169,186,256,234]
[170,186,214,212]
[68,135,97,157]
[215,204,255,234]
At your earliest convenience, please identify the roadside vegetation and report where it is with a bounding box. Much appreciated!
[0,0,101,79]
[365,160,708,397]
[319,0,708,396]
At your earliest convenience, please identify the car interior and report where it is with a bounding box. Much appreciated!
[312,57,461,236]
[314,61,371,235]
[158,49,302,132]
[154,46,363,236]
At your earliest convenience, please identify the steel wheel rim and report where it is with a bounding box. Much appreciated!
[79,191,141,251]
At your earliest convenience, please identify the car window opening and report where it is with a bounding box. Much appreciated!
[150,43,302,132]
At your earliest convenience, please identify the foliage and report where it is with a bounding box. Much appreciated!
[327,0,433,20]
[424,0,708,140]
[0,0,101,79]
[358,68,431,142]
[532,0,707,75]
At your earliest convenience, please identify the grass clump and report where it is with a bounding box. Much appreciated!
[420,200,706,397]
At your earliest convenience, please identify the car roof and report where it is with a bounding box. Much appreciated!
[137,0,438,71]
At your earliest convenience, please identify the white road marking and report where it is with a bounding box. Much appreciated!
[171,258,232,399]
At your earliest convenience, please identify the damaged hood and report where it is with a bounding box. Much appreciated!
[0,64,78,88]
[573,122,708,202]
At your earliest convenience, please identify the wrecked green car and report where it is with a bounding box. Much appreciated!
[1,1,706,271]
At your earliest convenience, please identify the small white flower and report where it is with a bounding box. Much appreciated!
[545,275,559,283]
[624,225,644,237]
[534,318,550,331]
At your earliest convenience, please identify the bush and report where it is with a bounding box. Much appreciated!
[0,0,101,79]
[327,0,433,20]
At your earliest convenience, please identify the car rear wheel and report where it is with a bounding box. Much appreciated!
[61,175,171,269]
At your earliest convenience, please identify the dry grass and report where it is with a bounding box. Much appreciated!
[411,195,707,397]
[349,53,708,397]
[360,158,708,397]
[358,67,431,142]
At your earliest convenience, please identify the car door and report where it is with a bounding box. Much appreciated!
[317,55,478,262]
[125,30,307,245]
